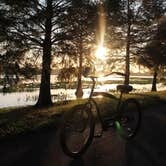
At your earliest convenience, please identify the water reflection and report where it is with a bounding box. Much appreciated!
[0,83,165,108]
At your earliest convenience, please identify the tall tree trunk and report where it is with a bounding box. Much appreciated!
[151,67,158,92]
[75,44,83,98]
[75,75,83,98]
[36,0,53,107]
[124,0,131,86]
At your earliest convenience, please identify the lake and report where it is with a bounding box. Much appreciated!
[0,82,165,108]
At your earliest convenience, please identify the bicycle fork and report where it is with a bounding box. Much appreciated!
[94,91,124,138]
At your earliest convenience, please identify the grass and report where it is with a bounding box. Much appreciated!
[0,91,166,140]
[0,99,85,140]
[130,91,166,108]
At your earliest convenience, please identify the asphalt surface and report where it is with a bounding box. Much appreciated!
[0,103,166,166]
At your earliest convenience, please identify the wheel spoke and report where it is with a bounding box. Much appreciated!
[60,104,95,157]
[116,99,141,139]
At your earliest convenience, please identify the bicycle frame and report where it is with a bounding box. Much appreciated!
[88,77,96,100]
[60,72,141,158]
[87,75,125,130]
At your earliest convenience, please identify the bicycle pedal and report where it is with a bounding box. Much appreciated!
[94,129,103,138]
[107,122,115,127]
[104,121,115,128]
[94,133,103,138]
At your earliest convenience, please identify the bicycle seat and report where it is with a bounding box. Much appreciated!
[117,84,133,93]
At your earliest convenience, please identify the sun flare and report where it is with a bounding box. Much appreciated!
[95,45,106,59]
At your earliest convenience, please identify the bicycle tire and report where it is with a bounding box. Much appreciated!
[116,98,141,139]
[60,103,95,158]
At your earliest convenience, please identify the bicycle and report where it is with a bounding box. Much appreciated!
[60,72,141,158]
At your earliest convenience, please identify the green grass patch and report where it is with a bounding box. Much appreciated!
[0,91,166,140]
[129,91,166,108]
[0,99,85,140]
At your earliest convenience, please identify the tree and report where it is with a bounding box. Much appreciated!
[136,1,166,91]
[0,6,37,89]
[138,41,166,91]
[58,0,97,98]
[106,0,139,85]
[138,17,166,91]
[0,41,39,89]
[58,67,77,85]
[0,0,72,107]
[106,0,166,85]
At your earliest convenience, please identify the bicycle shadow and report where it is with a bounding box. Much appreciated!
[125,139,157,166]
[125,108,166,166]
[69,157,84,166]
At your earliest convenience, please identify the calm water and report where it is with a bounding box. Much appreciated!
[0,83,166,108]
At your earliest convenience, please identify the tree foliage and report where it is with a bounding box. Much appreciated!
[0,0,73,107]
[138,16,166,91]
[105,0,165,84]
[57,0,97,98]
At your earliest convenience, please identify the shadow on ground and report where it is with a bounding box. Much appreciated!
[0,104,166,166]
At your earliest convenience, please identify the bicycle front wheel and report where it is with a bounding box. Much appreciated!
[116,98,141,139]
[60,104,95,158]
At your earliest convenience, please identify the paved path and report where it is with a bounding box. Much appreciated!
[0,104,166,166]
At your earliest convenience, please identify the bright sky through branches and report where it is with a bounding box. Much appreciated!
[98,3,106,47]
[95,45,106,59]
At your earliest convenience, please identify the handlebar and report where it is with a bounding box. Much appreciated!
[84,71,127,99]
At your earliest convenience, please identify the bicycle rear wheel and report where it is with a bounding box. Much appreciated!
[116,98,141,139]
[60,103,95,158]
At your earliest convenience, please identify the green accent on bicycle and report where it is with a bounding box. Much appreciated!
[115,121,125,136]
[115,121,121,129]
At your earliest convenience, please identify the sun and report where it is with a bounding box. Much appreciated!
[95,45,106,59]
